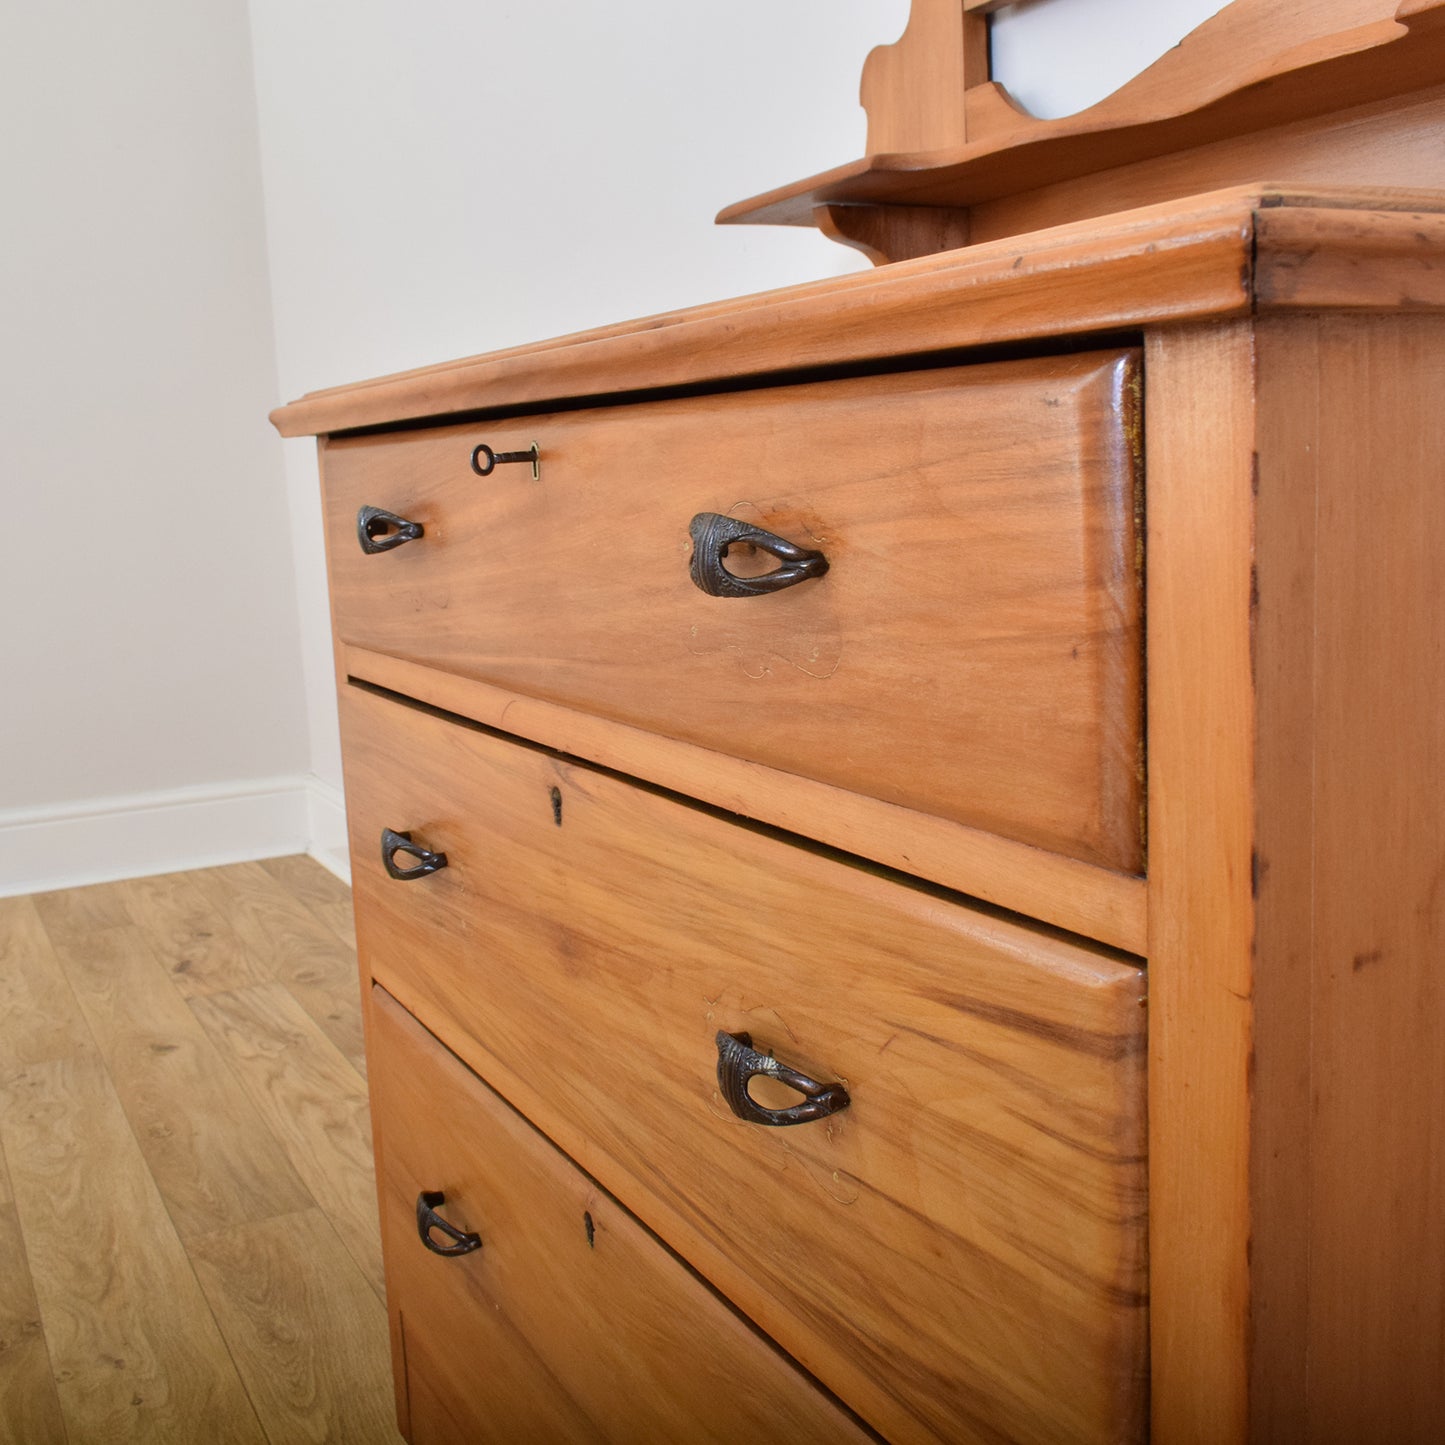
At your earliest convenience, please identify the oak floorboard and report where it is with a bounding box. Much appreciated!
[189,862,367,1074]
[259,854,358,951]
[0,1202,66,1445]
[189,982,384,1299]
[30,881,132,936]
[188,1208,399,1444]
[118,869,270,1000]
[41,921,314,1239]
[0,1052,266,1444]
[0,896,95,1072]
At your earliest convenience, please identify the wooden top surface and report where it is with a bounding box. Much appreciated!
[271,186,1445,437]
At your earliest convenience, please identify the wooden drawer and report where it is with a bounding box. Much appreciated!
[324,351,1143,872]
[342,683,1149,1444]
[369,984,871,1444]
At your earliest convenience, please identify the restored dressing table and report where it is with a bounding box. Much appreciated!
[273,3,1445,1438]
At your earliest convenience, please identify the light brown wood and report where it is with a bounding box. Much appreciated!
[260,853,357,950]
[721,0,1445,250]
[188,861,367,1074]
[116,867,271,998]
[1254,200,1445,308]
[342,683,1149,1445]
[324,352,1144,874]
[0,896,94,1070]
[0,862,400,1445]
[187,1208,398,1444]
[1144,319,1258,1442]
[189,981,384,1299]
[371,986,877,1445]
[39,919,313,1238]
[1247,312,1445,1439]
[966,87,1445,245]
[813,201,970,263]
[859,0,988,155]
[343,643,1149,954]
[272,185,1263,435]
[0,1201,65,1445]
[0,1052,268,1442]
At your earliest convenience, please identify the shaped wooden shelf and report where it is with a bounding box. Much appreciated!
[720,0,1445,261]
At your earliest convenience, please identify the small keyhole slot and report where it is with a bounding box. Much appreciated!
[550,787,563,826]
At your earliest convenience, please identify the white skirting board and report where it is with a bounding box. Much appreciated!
[0,774,350,898]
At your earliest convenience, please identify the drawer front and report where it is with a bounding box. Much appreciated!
[324,351,1143,872]
[368,984,872,1445]
[343,684,1149,1445]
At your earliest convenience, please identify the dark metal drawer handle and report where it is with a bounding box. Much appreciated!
[471,441,540,480]
[715,1030,850,1127]
[357,505,423,554]
[416,1191,482,1257]
[688,513,828,598]
[381,827,448,880]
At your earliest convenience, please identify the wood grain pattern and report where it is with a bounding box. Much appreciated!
[324,352,1144,874]
[0,1202,65,1445]
[40,921,313,1238]
[189,982,384,1299]
[342,683,1149,1445]
[966,86,1445,245]
[0,1052,267,1443]
[1250,312,1445,1439]
[272,185,1260,436]
[117,868,271,999]
[813,201,970,264]
[260,854,357,951]
[859,0,986,155]
[187,1208,398,1445]
[0,896,94,1071]
[1144,319,1258,1443]
[189,862,366,1074]
[371,987,876,1445]
[343,644,1148,955]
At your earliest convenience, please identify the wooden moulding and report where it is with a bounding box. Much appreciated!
[272,188,1445,438]
[719,0,1445,260]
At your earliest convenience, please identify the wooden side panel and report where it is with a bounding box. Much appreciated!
[324,352,1144,874]
[369,986,874,1445]
[341,683,1149,1445]
[1252,313,1445,1439]
[1145,320,1258,1443]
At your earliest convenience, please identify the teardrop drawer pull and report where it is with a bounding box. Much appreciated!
[415,1191,482,1257]
[715,1030,850,1127]
[688,513,829,598]
[470,441,540,480]
[357,505,423,554]
[381,827,448,881]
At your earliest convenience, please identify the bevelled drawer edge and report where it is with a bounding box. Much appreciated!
[341,649,1147,956]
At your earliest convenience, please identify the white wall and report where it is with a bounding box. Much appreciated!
[0,0,312,895]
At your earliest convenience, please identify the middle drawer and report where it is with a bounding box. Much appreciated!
[342,682,1149,1445]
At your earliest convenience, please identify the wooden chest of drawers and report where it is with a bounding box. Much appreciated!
[274,186,1445,1442]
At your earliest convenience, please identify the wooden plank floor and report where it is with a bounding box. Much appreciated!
[0,858,401,1445]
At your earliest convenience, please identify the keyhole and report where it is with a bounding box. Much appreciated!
[583,1211,595,1248]
[550,787,562,826]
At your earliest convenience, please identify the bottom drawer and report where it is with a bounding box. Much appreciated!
[368,984,873,1445]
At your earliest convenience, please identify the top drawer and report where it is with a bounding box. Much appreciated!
[322,351,1143,872]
